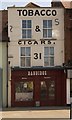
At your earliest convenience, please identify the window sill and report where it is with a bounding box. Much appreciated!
[40,38,57,41]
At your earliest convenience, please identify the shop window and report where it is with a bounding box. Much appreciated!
[40,81,47,100]
[15,81,33,101]
[44,47,54,66]
[70,79,72,97]
[43,20,52,38]
[48,80,55,100]
[20,47,31,67]
[22,20,32,38]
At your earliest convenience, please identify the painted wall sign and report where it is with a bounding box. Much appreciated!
[17,9,57,16]
[18,40,55,45]
[28,71,47,76]
[35,25,41,32]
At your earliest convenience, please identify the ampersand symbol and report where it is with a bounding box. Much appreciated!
[35,25,41,32]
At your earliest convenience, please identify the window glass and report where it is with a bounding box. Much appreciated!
[22,20,32,38]
[44,47,49,56]
[48,80,55,100]
[15,81,33,101]
[27,30,31,38]
[26,57,31,67]
[20,47,31,67]
[40,81,47,100]
[21,57,25,67]
[43,20,47,28]
[27,20,31,28]
[50,57,54,66]
[21,47,25,56]
[44,57,49,66]
[50,47,54,55]
[48,20,52,28]
[44,47,54,66]
[43,20,52,38]
[43,29,47,38]
[22,20,26,28]
[22,29,26,38]
[26,47,31,56]
[48,29,52,38]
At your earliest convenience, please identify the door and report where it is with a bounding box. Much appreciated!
[40,79,56,106]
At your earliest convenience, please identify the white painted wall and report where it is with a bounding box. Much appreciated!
[66,78,70,104]
[0,43,7,107]
[8,7,64,67]
[8,81,11,107]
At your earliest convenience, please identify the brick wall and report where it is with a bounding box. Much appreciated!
[64,9,72,64]
[0,10,9,42]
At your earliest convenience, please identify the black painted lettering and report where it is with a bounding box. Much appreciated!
[34,53,38,59]
[35,25,41,32]
[41,40,45,44]
[17,10,22,16]
[24,41,26,45]
[34,40,38,45]
[52,10,57,16]
[39,53,41,59]
[28,40,32,45]
[28,10,33,16]
[18,40,22,45]
[22,10,27,16]
[48,40,51,44]
[34,10,40,16]
[55,19,59,25]
[40,10,45,16]
[46,10,51,16]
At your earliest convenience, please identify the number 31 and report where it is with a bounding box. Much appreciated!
[34,53,41,59]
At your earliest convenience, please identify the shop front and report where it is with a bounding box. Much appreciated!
[11,67,66,107]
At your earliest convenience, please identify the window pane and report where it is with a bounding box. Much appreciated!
[50,57,54,66]
[26,57,31,67]
[43,29,47,38]
[44,57,49,66]
[44,47,49,56]
[43,20,47,28]
[40,81,47,100]
[27,30,31,38]
[22,20,26,28]
[48,81,55,100]
[22,29,26,38]
[48,29,52,37]
[21,47,25,56]
[21,57,25,67]
[26,47,31,56]
[27,20,31,28]
[20,47,31,67]
[48,20,52,28]
[15,81,33,101]
[50,47,54,55]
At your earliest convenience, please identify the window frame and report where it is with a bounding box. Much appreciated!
[44,47,54,67]
[43,20,52,38]
[20,47,31,67]
[22,20,32,39]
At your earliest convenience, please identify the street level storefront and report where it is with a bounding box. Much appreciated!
[11,67,66,107]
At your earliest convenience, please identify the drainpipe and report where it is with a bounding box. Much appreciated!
[6,40,8,107]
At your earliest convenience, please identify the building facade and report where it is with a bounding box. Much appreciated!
[8,2,67,107]
[52,0,72,106]
[0,10,9,107]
